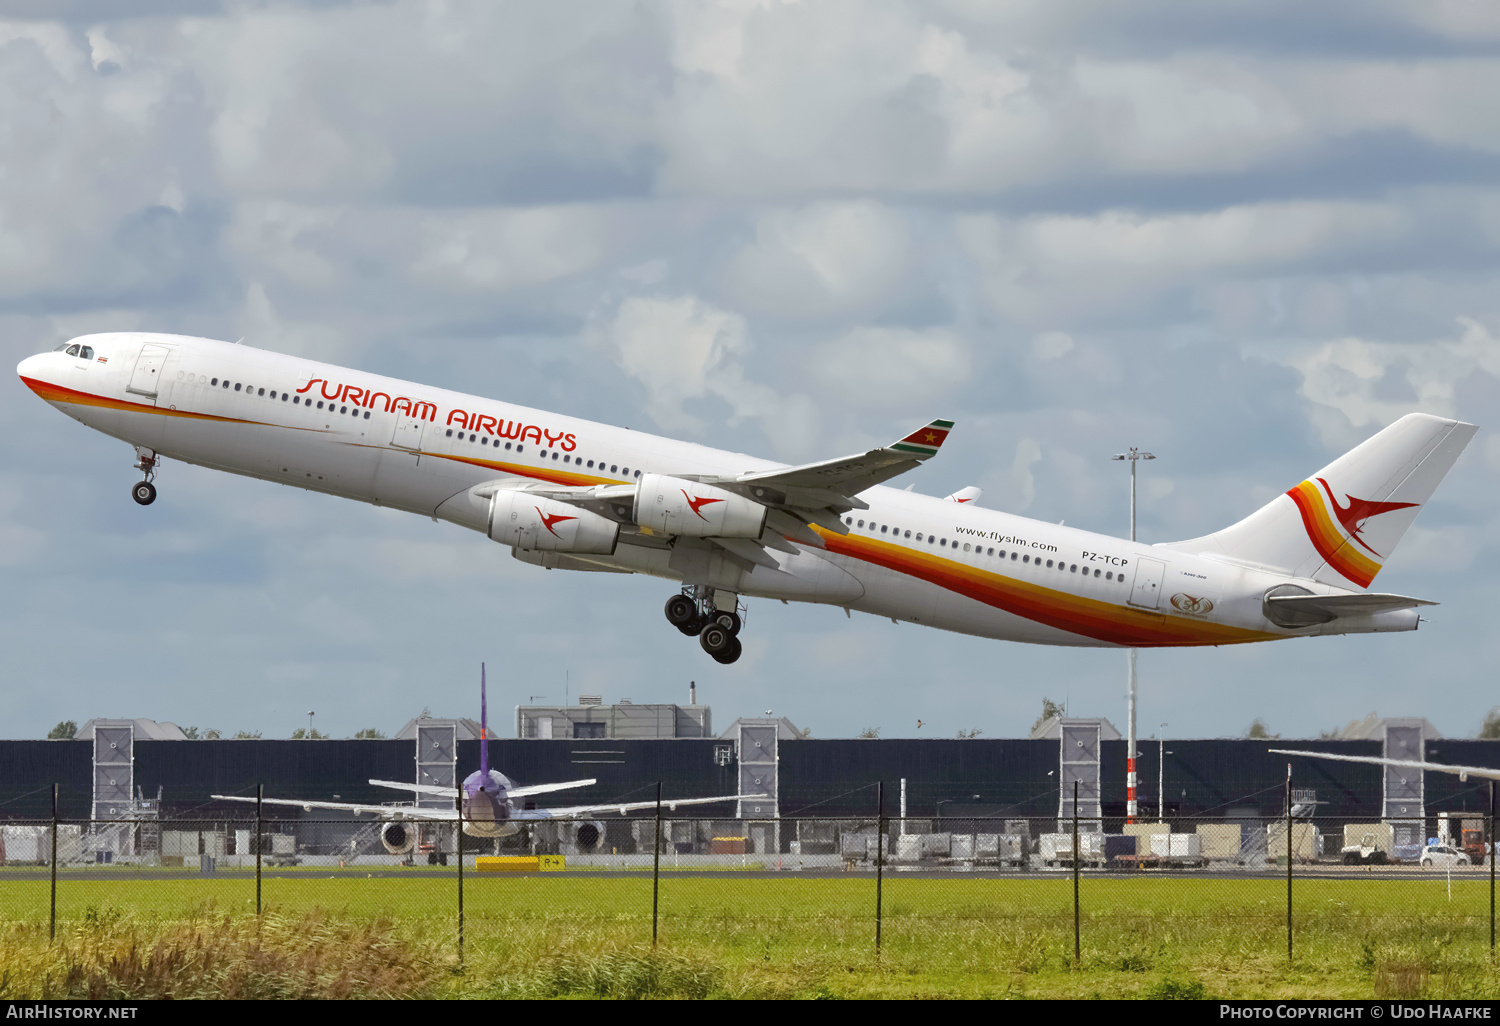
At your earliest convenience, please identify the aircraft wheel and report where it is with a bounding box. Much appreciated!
[664,594,697,628]
[699,623,732,655]
[712,610,742,636]
[676,616,704,637]
[132,481,157,506]
[711,636,742,665]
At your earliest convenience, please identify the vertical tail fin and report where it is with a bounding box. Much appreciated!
[480,663,489,777]
[1162,413,1477,588]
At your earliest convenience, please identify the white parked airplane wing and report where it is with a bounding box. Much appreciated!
[1268,750,1500,783]
[510,793,766,821]
[210,794,459,819]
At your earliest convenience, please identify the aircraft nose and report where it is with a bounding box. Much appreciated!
[17,352,50,390]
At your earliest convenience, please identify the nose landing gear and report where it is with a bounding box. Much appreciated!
[131,447,159,506]
[663,587,744,664]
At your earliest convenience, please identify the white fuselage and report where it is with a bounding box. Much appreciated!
[18,333,1417,649]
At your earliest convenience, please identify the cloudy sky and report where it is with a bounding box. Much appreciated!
[3,0,1497,744]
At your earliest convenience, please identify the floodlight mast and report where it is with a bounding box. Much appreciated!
[1112,447,1155,823]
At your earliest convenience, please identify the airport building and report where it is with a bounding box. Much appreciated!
[1,700,1494,866]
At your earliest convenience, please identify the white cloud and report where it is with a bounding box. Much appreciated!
[592,294,819,456]
[809,325,971,410]
[1279,316,1500,436]
[720,202,911,317]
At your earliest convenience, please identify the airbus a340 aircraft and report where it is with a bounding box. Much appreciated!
[213,666,754,855]
[18,333,1477,663]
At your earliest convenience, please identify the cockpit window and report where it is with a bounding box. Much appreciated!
[53,343,68,352]
[79,346,94,360]
[66,345,80,357]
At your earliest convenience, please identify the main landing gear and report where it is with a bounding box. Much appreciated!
[664,587,744,664]
[131,446,159,506]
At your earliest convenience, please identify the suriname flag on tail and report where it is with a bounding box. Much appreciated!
[890,419,954,458]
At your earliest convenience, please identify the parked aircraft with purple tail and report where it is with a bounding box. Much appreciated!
[213,665,757,856]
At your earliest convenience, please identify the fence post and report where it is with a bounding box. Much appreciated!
[652,782,662,948]
[1072,779,1080,964]
[49,780,57,942]
[255,784,263,915]
[1285,765,1293,962]
[456,794,464,966]
[1490,780,1495,956]
[875,780,884,955]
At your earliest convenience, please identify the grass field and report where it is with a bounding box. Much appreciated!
[1,874,1497,998]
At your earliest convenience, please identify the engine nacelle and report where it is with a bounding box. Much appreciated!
[635,475,767,539]
[488,491,619,554]
[381,820,416,855]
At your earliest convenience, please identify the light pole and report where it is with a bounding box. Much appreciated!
[1157,723,1171,824]
[1112,447,1155,823]
[306,710,315,739]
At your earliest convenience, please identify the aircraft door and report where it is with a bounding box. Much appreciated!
[391,415,427,451]
[1127,558,1165,609]
[126,344,171,399]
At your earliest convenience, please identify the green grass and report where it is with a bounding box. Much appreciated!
[1,875,1497,998]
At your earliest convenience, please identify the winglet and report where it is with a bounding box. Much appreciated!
[889,419,953,459]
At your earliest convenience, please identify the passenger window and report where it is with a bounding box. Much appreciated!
[1094,568,1101,578]
[880,525,888,534]
[610,465,617,473]
[588,460,595,468]
[904,530,911,538]
[506,442,513,450]
[857,520,865,528]
[553,452,559,460]
[1023,554,1031,563]
[223,381,230,388]
[914,533,922,541]
[940,539,947,547]
[634,470,641,478]
[622,467,630,476]
[258,388,265,397]
[317,401,324,409]
[516,445,524,453]
[293,395,299,403]
[1070,564,1077,572]
[928,536,936,545]
[563,455,570,462]
[66,345,79,356]
[1106,572,1113,581]
[282,394,288,401]
[541,450,548,458]
[235,383,242,391]
[469,434,476,442]
[986,548,994,556]
[1010,552,1017,561]
[1045,559,1053,568]
[363,411,370,419]
[212,378,219,386]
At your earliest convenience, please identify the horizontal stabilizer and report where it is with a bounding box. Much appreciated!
[1270,750,1500,783]
[512,793,768,821]
[1266,592,1435,618]
[370,779,458,798]
[507,778,597,800]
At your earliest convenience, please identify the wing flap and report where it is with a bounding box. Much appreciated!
[511,793,766,821]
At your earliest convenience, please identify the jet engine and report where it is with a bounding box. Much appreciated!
[488,491,619,554]
[380,820,417,855]
[572,821,606,852]
[634,475,766,539]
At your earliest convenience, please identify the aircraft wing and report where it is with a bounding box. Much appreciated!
[713,419,954,514]
[507,777,598,799]
[1268,750,1500,783]
[470,419,952,563]
[210,794,458,819]
[510,793,766,821]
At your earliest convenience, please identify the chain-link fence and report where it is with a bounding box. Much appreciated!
[1,785,1496,970]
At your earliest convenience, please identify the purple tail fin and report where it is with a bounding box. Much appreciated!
[480,663,489,777]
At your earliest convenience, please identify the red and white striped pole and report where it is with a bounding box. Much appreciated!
[1113,448,1153,825]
